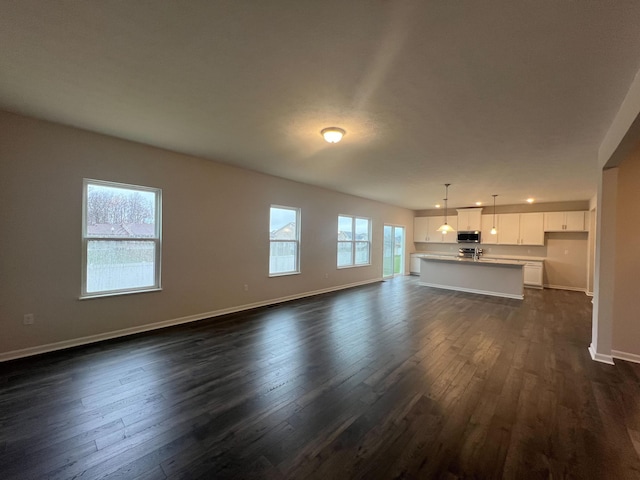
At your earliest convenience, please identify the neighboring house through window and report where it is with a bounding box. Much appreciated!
[82,179,162,297]
[269,205,300,276]
[337,215,371,267]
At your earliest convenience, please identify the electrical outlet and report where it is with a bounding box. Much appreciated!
[244,284,249,291]
[324,273,329,279]
[23,313,34,325]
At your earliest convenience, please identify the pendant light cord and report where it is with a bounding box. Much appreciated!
[444,183,450,224]
[492,194,498,233]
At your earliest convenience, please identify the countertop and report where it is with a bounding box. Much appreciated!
[411,252,544,264]
[418,254,527,266]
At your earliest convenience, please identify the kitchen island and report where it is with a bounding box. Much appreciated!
[419,255,526,300]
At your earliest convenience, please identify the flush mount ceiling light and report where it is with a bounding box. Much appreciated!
[490,194,498,235]
[437,183,456,234]
[526,197,535,204]
[321,127,345,144]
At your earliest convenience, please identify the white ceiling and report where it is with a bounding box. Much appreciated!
[2,1,640,210]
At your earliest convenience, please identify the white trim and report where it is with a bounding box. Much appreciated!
[612,349,640,364]
[586,291,594,297]
[79,287,162,300]
[337,214,372,269]
[382,224,406,279]
[269,205,301,276]
[588,344,615,365]
[268,271,302,278]
[0,278,382,362]
[418,282,523,300]
[82,178,162,297]
[543,284,587,293]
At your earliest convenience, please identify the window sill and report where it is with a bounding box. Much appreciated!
[269,271,301,278]
[79,287,162,300]
[337,264,372,269]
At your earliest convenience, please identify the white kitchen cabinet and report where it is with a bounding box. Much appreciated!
[426,216,443,243]
[429,215,458,243]
[496,213,544,246]
[413,217,429,242]
[543,211,587,232]
[456,208,482,231]
[413,216,457,243]
[442,216,458,243]
[497,214,520,245]
[480,214,498,244]
[410,254,421,274]
[543,212,565,232]
[523,261,544,288]
[520,213,544,245]
[565,211,586,231]
[424,216,443,243]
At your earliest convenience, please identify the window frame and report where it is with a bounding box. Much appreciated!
[81,178,162,299]
[337,215,372,268]
[269,205,301,277]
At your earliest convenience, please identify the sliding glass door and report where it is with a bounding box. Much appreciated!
[383,225,405,278]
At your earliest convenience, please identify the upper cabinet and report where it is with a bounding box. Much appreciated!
[519,213,545,245]
[413,217,429,242]
[417,210,589,245]
[543,211,587,232]
[413,216,458,243]
[456,208,482,231]
[498,213,520,244]
[417,209,589,246]
[442,216,458,243]
[481,214,498,244]
[495,213,544,246]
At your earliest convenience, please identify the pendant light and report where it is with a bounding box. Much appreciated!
[490,194,498,235]
[437,183,455,234]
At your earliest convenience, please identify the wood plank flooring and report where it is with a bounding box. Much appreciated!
[2,277,640,479]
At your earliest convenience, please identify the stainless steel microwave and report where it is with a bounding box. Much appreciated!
[457,231,481,243]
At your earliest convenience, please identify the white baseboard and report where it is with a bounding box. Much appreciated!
[544,284,587,293]
[612,350,640,364]
[588,344,615,365]
[0,278,382,362]
[418,282,523,300]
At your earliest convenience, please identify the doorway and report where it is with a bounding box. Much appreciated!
[383,225,405,278]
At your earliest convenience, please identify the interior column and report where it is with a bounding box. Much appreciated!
[589,167,617,364]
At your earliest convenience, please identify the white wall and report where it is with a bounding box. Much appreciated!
[0,111,414,358]
[612,146,640,358]
[591,66,640,364]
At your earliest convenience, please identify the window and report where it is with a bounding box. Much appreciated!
[82,179,162,297]
[269,205,300,276]
[337,215,371,267]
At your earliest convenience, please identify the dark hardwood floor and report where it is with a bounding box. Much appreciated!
[2,277,640,479]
